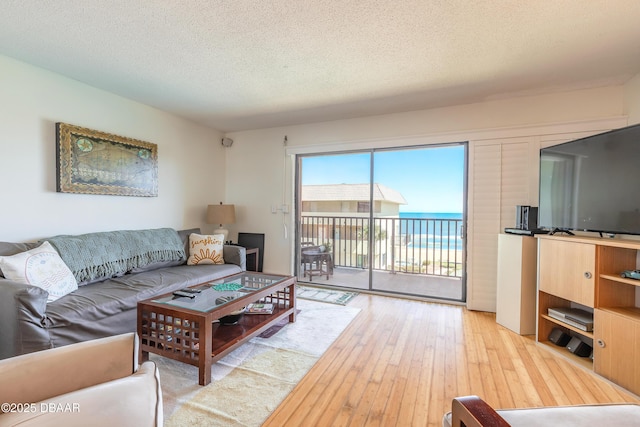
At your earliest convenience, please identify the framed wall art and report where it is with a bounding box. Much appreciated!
[56,123,158,197]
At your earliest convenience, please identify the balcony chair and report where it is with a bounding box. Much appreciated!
[0,332,163,427]
[443,395,640,427]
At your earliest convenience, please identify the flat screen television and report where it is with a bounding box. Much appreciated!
[538,123,640,236]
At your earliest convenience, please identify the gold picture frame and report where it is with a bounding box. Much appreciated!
[56,123,158,197]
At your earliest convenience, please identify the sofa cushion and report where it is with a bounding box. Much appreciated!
[178,228,200,253]
[187,233,225,265]
[0,242,39,277]
[0,241,39,257]
[223,245,246,270]
[0,242,78,302]
[128,228,200,274]
[45,263,243,328]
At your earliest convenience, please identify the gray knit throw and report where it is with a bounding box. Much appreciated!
[44,228,186,283]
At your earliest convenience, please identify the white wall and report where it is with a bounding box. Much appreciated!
[0,55,224,242]
[3,50,634,309]
[225,86,626,309]
[624,72,640,125]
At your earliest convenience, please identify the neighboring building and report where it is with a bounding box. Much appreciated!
[300,183,407,269]
[301,183,407,217]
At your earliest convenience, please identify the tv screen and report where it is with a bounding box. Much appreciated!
[538,123,640,235]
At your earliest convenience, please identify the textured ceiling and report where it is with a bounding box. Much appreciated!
[1,1,640,132]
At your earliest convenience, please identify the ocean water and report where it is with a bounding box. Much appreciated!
[399,212,463,220]
[399,212,464,250]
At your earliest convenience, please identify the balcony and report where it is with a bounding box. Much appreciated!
[299,215,464,301]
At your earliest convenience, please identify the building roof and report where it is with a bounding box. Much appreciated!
[302,183,407,205]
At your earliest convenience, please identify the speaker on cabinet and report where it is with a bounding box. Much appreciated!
[566,337,592,357]
[515,205,538,230]
[548,328,571,346]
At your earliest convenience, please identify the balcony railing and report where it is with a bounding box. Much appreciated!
[300,215,464,277]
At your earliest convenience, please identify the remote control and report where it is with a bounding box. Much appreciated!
[181,288,202,294]
[173,290,196,298]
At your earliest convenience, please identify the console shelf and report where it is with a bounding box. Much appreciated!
[539,314,594,340]
[600,274,640,287]
[537,235,640,395]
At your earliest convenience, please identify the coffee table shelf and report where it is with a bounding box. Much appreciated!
[211,305,292,356]
[137,272,296,385]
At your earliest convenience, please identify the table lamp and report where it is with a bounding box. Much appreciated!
[206,202,236,243]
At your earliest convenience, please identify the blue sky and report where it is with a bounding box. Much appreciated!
[301,144,465,213]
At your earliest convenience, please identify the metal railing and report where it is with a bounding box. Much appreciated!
[300,215,464,277]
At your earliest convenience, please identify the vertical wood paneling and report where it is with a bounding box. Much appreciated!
[465,127,619,313]
[500,141,532,231]
[467,143,501,311]
[468,138,540,312]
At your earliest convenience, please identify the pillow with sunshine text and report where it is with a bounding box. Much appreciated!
[187,233,225,265]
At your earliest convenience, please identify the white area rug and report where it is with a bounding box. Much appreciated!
[154,299,360,426]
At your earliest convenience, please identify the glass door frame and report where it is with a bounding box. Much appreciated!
[294,142,468,302]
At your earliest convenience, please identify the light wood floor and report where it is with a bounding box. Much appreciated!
[264,293,639,426]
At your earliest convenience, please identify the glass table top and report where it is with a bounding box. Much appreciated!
[151,272,290,312]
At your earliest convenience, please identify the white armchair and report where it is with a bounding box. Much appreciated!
[0,332,162,427]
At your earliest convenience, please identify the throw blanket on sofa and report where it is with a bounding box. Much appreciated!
[44,228,186,284]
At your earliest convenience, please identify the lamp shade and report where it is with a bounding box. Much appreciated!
[206,204,236,226]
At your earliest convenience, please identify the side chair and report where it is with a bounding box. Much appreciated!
[443,395,640,427]
[0,332,163,427]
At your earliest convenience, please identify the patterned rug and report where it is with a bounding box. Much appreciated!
[296,285,359,305]
[155,299,360,427]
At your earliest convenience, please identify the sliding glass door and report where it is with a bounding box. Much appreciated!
[296,143,467,302]
[297,151,371,286]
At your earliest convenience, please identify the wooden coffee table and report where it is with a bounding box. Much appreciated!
[137,272,296,385]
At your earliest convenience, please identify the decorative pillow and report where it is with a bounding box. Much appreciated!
[187,233,225,265]
[0,241,78,302]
